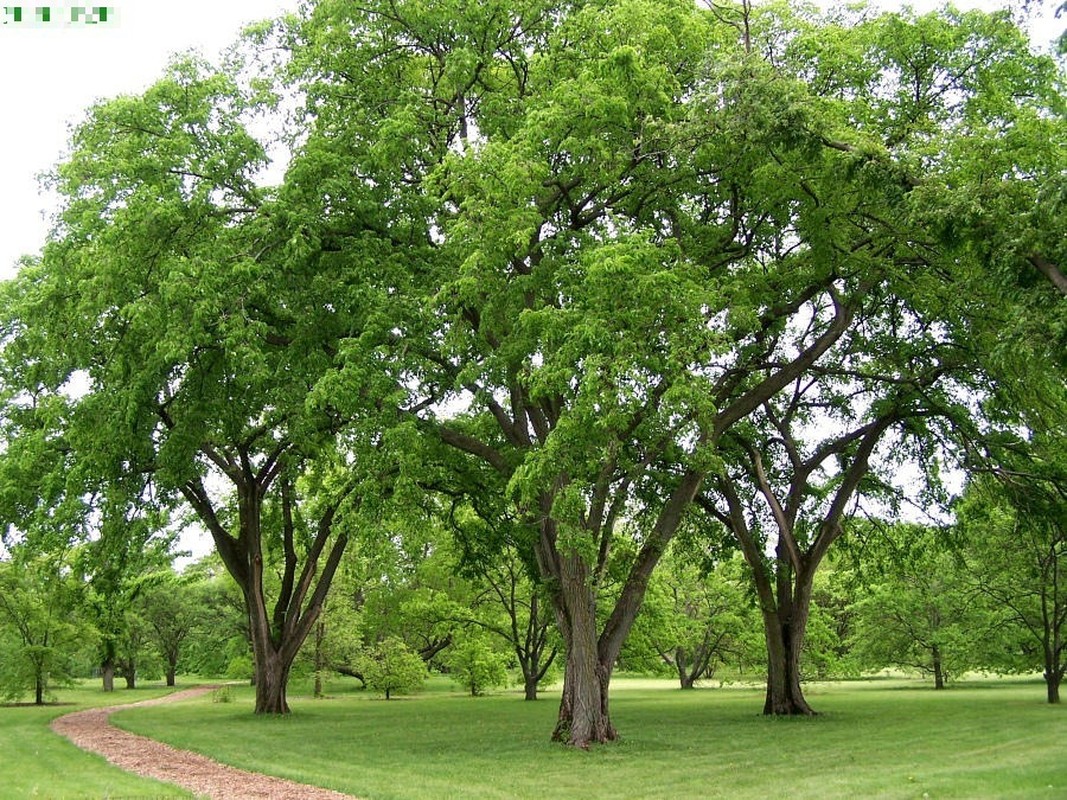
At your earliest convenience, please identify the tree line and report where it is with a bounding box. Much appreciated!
[0,0,1064,747]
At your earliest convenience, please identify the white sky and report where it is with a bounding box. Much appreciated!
[0,0,301,281]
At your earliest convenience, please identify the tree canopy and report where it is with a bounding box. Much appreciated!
[0,0,1063,744]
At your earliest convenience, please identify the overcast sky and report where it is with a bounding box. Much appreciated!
[0,0,301,281]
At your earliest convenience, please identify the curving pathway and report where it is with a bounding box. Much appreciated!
[51,686,356,800]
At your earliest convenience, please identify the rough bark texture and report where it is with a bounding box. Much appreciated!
[252,647,293,715]
[549,553,616,747]
[101,661,115,693]
[762,598,816,716]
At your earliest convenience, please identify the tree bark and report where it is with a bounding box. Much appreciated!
[762,567,816,715]
[165,664,177,687]
[763,613,816,714]
[35,674,44,706]
[1046,673,1060,704]
[549,553,616,747]
[933,645,945,690]
[253,646,293,714]
[523,673,539,701]
[101,658,115,693]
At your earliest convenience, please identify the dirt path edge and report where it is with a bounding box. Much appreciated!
[51,686,356,800]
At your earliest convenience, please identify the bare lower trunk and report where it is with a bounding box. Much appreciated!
[553,649,614,747]
[523,671,539,700]
[933,645,945,690]
[551,557,616,747]
[763,580,816,716]
[35,674,44,706]
[1044,659,1061,704]
[101,660,115,693]
[254,648,292,714]
[165,666,177,687]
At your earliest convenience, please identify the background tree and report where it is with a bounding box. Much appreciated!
[957,428,1067,703]
[847,524,990,689]
[623,547,754,689]
[138,577,198,687]
[0,55,391,713]
[359,637,427,700]
[0,550,87,705]
[444,633,511,697]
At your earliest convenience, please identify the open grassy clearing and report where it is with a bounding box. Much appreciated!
[0,682,193,799]
[112,675,1065,800]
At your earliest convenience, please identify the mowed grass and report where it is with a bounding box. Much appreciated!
[111,675,1066,800]
[0,681,193,799]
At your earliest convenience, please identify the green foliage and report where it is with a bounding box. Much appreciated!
[0,552,89,703]
[359,637,427,700]
[445,635,511,696]
[845,524,993,686]
[623,549,759,686]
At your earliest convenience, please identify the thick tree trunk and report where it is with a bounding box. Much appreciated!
[101,659,115,693]
[165,664,177,687]
[125,672,136,690]
[550,556,616,747]
[253,647,292,714]
[523,673,539,701]
[933,645,945,690]
[762,575,816,716]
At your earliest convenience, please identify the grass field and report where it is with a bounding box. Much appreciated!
[104,674,1065,800]
[0,682,193,798]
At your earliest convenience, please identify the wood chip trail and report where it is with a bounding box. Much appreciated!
[51,686,357,800]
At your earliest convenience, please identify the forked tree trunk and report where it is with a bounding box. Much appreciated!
[253,646,293,714]
[763,573,816,716]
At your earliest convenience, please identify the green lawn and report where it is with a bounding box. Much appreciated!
[108,675,1065,800]
[0,681,193,799]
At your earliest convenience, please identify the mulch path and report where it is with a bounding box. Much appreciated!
[51,686,357,799]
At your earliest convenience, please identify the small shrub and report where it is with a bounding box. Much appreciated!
[211,685,234,704]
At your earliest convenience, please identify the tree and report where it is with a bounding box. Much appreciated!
[846,524,990,689]
[687,1,1064,716]
[0,551,87,705]
[957,432,1067,703]
[445,634,511,696]
[0,56,389,714]
[139,578,197,687]
[73,515,174,692]
[623,548,754,689]
[359,637,427,700]
[277,0,1064,741]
